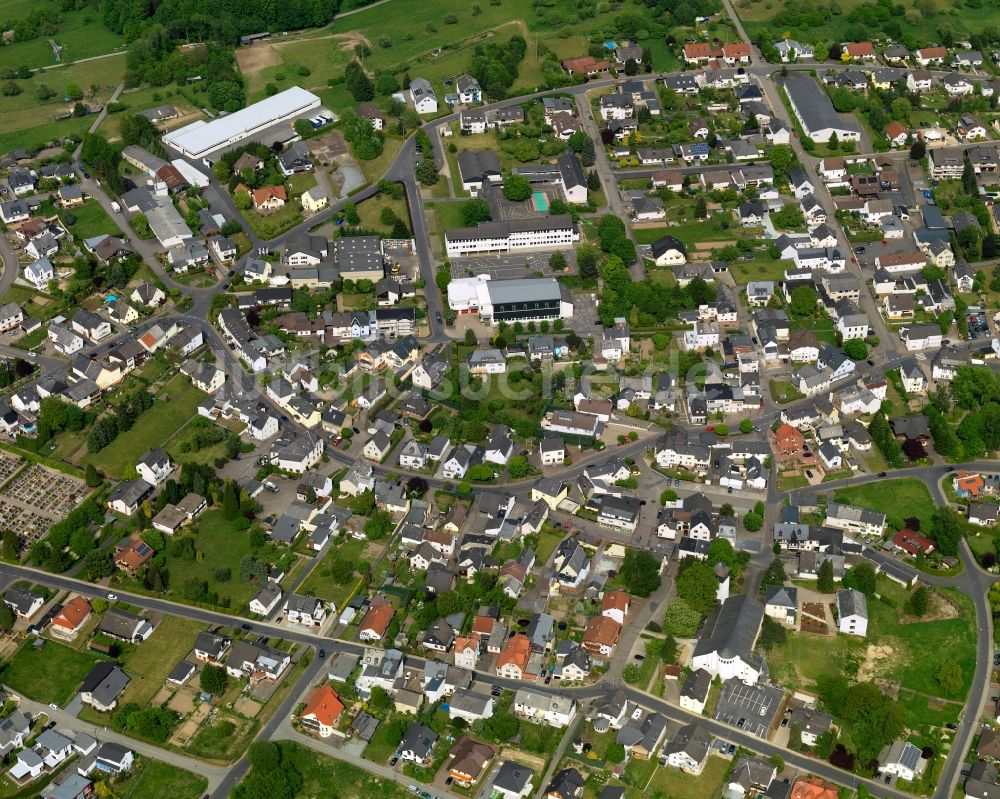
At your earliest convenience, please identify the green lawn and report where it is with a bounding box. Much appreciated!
[245,200,305,239]
[0,114,93,155]
[0,285,66,322]
[106,757,208,799]
[164,417,232,469]
[766,625,860,690]
[425,200,468,256]
[119,508,289,611]
[739,0,1000,49]
[247,0,687,117]
[872,590,977,702]
[769,379,804,404]
[269,741,413,799]
[297,538,371,609]
[10,326,47,352]
[82,373,207,478]
[0,8,124,70]
[729,257,787,283]
[0,53,125,150]
[777,474,809,492]
[364,718,404,764]
[358,135,405,185]
[533,528,563,564]
[633,216,747,247]
[768,589,977,706]
[119,616,205,706]
[896,690,961,730]
[832,478,936,531]
[60,199,122,239]
[357,192,410,236]
[646,755,729,799]
[0,639,100,705]
[186,714,256,762]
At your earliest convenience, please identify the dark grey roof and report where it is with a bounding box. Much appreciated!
[167,660,195,683]
[494,760,534,792]
[401,722,438,758]
[764,584,797,608]
[784,75,860,134]
[663,721,712,762]
[457,150,501,183]
[109,478,154,507]
[837,588,867,619]
[546,768,584,799]
[692,593,764,663]
[81,661,130,706]
[651,234,687,258]
[3,587,40,616]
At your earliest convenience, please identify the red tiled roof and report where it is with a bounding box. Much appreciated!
[583,615,621,648]
[496,634,531,672]
[302,684,344,726]
[722,43,750,57]
[52,596,91,630]
[359,601,394,637]
[843,41,875,57]
[893,528,934,556]
[252,185,287,206]
[683,42,721,59]
[601,590,630,614]
[885,121,907,140]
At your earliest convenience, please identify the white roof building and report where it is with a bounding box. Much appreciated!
[163,87,321,159]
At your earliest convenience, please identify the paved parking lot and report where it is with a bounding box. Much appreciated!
[854,236,913,269]
[384,244,420,283]
[567,291,600,333]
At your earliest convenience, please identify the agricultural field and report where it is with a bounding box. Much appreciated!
[735,0,998,48]
[238,0,678,113]
[0,52,125,149]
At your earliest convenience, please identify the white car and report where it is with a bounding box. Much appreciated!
[107,593,117,601]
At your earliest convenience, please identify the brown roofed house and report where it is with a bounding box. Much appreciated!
[581,615,622,657]
[114,535,155,576]
[50,595,92,639]
[448,736,496,784]
[561,56,611,76]
[358,598,395,642]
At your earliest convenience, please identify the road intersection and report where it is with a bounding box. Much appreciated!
[2,12,994,798]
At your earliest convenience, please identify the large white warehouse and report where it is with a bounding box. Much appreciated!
[163,86,321,161]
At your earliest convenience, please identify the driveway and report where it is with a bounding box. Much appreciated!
[64,693,82,718]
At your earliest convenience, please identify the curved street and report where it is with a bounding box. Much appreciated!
[2,10,994,799]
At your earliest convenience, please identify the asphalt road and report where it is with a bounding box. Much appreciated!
[12,693,231,792]
[11,22,994,799]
